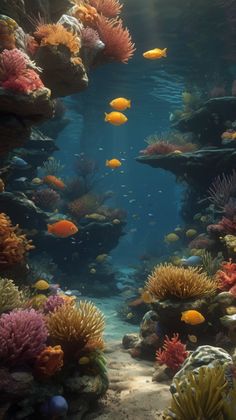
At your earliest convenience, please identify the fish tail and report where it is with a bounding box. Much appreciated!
[128,100,131,108]
[104,112,108,122]
[105,160,109,167]
[162,48,167,57]
[47,224,53,233]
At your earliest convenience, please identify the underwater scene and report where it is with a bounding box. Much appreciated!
[2,0,236,418]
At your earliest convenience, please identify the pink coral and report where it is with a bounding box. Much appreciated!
[89,0,123,18]
[156,333,188,372]
[2,68,44,93]
[81,27,101,48]
[0,309,48,367]
[217,260,236,291]
[0,48,27,81]
[95,15,135,63]
[43,295,65,314]
[140,141,196,156]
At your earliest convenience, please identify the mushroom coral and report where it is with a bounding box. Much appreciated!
[0,278,23,314]
[146,264,218,300]
[47,301,105,355]
[0,213,34,267]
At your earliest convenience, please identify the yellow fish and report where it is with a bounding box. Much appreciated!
[95,254,108,263]
[110,97,131,111]
[85,213,106,221]
[188,334,198,343]
[106,158,122,169]
[126,312,134,319]
[164,233,180,243]
[181,310,205,325]
[33,279,50,291]
[104,111,128,126]
[143,47,167,60]
[78,356,90,365]
[186,229,197,238]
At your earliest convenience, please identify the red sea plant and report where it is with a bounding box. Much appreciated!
[95,15,135,63]
[156,333,188,372]
[217,259,236,291]
[89,0,123,18]
[140,141,196,156]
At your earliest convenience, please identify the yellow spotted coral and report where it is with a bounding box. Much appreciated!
[0,278,23,314]
[0,213,34,267]
[47,301,105,355]
[146,264,218,300]
[34,23,81,54]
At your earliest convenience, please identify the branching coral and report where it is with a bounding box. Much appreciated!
[0,213,34,267]
[216,259,236,291]
[140,141,196,156]
[0,309,48,367]
[208,170,236,209]
[47,301,105,355]
[34,345,64,377]
[164,366,227,420]
[34,23,81,54]
[32,188,60,211]
[95,15,135,63]
[0,278,23,314]
[89,0,123,18]
[146,264,218,300]
[156,333,188,372]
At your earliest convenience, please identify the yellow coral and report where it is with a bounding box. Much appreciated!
[47,301,105,354]
[0,213,34,267]
[34,23,81,54]
[146,263,218,300]
[0,278,23,313]
[72,3,98,24]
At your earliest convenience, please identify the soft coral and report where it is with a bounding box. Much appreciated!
[217,259,236,291]
[156,333,188,372]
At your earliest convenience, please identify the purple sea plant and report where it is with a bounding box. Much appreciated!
[0,309,48,367]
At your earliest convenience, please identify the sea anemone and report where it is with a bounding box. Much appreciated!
[34,23,81,55]
[208,170,236,209]
[89,0,123,18]
[156,333,188,372]
[0,309,48,367]
[0,278,23,314]
[140,141,196,156]
[146,263,218,300]
[81,27,101,48]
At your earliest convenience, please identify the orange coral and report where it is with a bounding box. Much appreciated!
[89,0,122,18]
[34,345,64,377]
[34,23,80,54]
[0,213,34,267]
[72,4,98,25]
[95,15,135,63]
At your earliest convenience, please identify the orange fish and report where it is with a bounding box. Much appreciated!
[43,175,65,190]
[181,310,205,325]
[109,97,131,111]
[106,159,122,169]
[47,220,78,238]
[221,131,236,141]
[104,111,128,126]
[143,47,167,60]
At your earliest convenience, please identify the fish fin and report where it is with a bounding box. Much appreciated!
[162,48,167,57]
[104,112,108,122]
[128,100,131,108]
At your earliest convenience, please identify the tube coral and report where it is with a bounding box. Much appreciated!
[34,23,81,54]
[0,278,23,314]
[47,301,105,355]
[89,0,123,18]
[0,309,48,367]
[0,213,34,267]
[146,264,218,300]
[95,15,135,63]
[156,333,188,372]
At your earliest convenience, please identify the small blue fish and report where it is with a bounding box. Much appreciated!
[181,255,202,267]
[11,156,28,167]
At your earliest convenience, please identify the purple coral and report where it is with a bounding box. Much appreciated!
[43,295,65,314]
[81,27,101,48]
[32,188,60,211]
[0,309,48,367]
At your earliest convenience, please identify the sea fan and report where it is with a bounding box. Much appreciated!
[89,0,123,18]
[95,15,135,63]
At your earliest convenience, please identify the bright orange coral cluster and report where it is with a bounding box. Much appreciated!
[73,4,98,25]
[0,213,34,267]
[34,345,64,377]
[34,23,81,54]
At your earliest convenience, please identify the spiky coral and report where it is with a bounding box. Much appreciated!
[0,16,17,50]
[34,23,81,54]
[89,0,123,18]
[156,333,188,372]
[47,301,105,355]
[164,366,227,420]
[216,259,236,291]
[140,141,196,156]
[0,278,23,314]
[43,295,65,314]
[95,15,135,63]
[0,309,48,367]
[0,213,34,267]
[146,264,218,300]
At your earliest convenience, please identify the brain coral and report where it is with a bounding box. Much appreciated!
[0,309,48,367]
[0,213,34,267]
[146,264,218,300]
[47,301,105,355]
[0,278,23,314]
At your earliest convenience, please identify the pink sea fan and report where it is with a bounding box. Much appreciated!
[95,15,135,63]
[0,48,27,81]
[43,295,65,314]
[2,68,44,93]
[0,309,48,367]
[156,333,188,372]
[89,0,123,18]
[81,27,101,48]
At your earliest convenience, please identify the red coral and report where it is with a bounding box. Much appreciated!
[0,48,27,81]
[208,217,236,236]
[140,141,196,156]
[2,68,44,93]
[95,15,135,63]
[156,333,188,372]
[217,259,236,291]
[89,0,123,18]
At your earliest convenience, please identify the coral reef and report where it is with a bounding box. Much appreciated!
[156,333,188,372]
[43,295,65,314]
[0,309,48,367]
[0,278,23,314]
[145,263,218,300]
[140,141,196,156]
